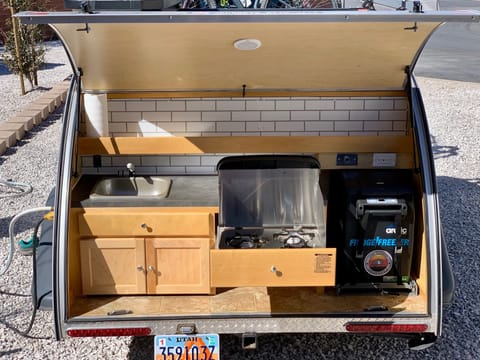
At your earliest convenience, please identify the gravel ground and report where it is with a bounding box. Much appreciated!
[1,46,479,358]
[0,41,72,123]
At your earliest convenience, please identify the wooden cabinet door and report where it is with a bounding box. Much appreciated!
[145,238,210,294]
[80,238,146,295]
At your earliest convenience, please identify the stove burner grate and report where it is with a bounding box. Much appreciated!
[273,228,316,248]
[225,234,265,249]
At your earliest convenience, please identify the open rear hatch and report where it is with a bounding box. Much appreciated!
[18,9,480,94]
[16,7,479,326]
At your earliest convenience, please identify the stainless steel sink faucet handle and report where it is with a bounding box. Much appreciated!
[126,163,136,177]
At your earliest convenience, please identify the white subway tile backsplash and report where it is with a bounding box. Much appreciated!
[140,132,173,137]
[82,167,102,175]
[364,121,393,131]
[108,100,126,112]
[109,122,127,133]
[101,156,112,166]
[393,121,407,131]
[143,112,172,122]
[111,112,141,122]
[141,156,171,166]
[261,111,290,121]
[379,131,408,136]
[335,99,364,110]
[156,100,186,111]
[320,131,348,136]
[306,121,334,132]
[217,101,245,111]
[171,156,201,166]
[158,122,187,133]
[201,155,225,166]
[95,96,410,174]
[364,99,394,110]
[127,121,159,133]
[291,111,319,121]
[276,100,304,111]
[290,132,320,136]
[216,122,245,132]
[380,110,407,121]
[177,132,203,137]
[334,121,363,132]
[246,122,275,132]
[350,111,379,121]
[156,167,187,174]
[187,122,216,132]
[111,156,141,166]
[275,122,304,132]
[201,132,232,137]
[320,111,349,121]
[172,112,201,122]
[305,100,335,110]
[126,101,156,112]
[186,166,217,174]
[108,96,407,138]
[133,167,158,175]
[246,100,275,111]
[394,99,408,110]
[81,156,93,167]
[232,111,261,121]
[202,112,231,122]
[261,132,289,136]
[186,100,216,111]
[349,131,379,136]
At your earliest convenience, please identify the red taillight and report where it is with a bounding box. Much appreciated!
[67,327,151,337]
[345,323,428,333]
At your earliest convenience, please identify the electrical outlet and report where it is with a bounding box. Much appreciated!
[336,153,358,166]
[93,155,102,168]
[373,153,397,167]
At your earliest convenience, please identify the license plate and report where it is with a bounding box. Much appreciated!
[154,334,220,360]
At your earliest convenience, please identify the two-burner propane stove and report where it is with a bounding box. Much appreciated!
[215,155,326,250]
[219,226,323,249]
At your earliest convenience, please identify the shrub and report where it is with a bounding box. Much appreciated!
[1,0,48,90]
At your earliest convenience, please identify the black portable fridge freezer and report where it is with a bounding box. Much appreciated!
[328,170,417,293]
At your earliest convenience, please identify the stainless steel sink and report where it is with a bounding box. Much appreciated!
[89,176,172,199]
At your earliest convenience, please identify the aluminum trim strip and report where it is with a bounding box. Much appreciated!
[17,10,480,25]
[64,316,435,334]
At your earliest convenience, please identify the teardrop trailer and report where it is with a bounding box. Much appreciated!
[11,0,480,356]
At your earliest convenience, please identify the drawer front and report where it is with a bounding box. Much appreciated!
[78,212,213,237]
[211,248,336,287]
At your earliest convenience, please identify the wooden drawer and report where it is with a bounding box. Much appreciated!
[78,211,214,237]
[211,248,336,287]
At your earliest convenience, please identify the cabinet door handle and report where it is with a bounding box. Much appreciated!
[141,223,147,229]
[137,265,144,272]
[147,265,155,272]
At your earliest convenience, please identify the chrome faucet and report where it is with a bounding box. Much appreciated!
[126,163,136,177]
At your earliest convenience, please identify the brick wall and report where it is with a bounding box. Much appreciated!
[81,95,409,175]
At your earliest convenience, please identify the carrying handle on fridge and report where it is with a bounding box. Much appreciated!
[355,198,408,219]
